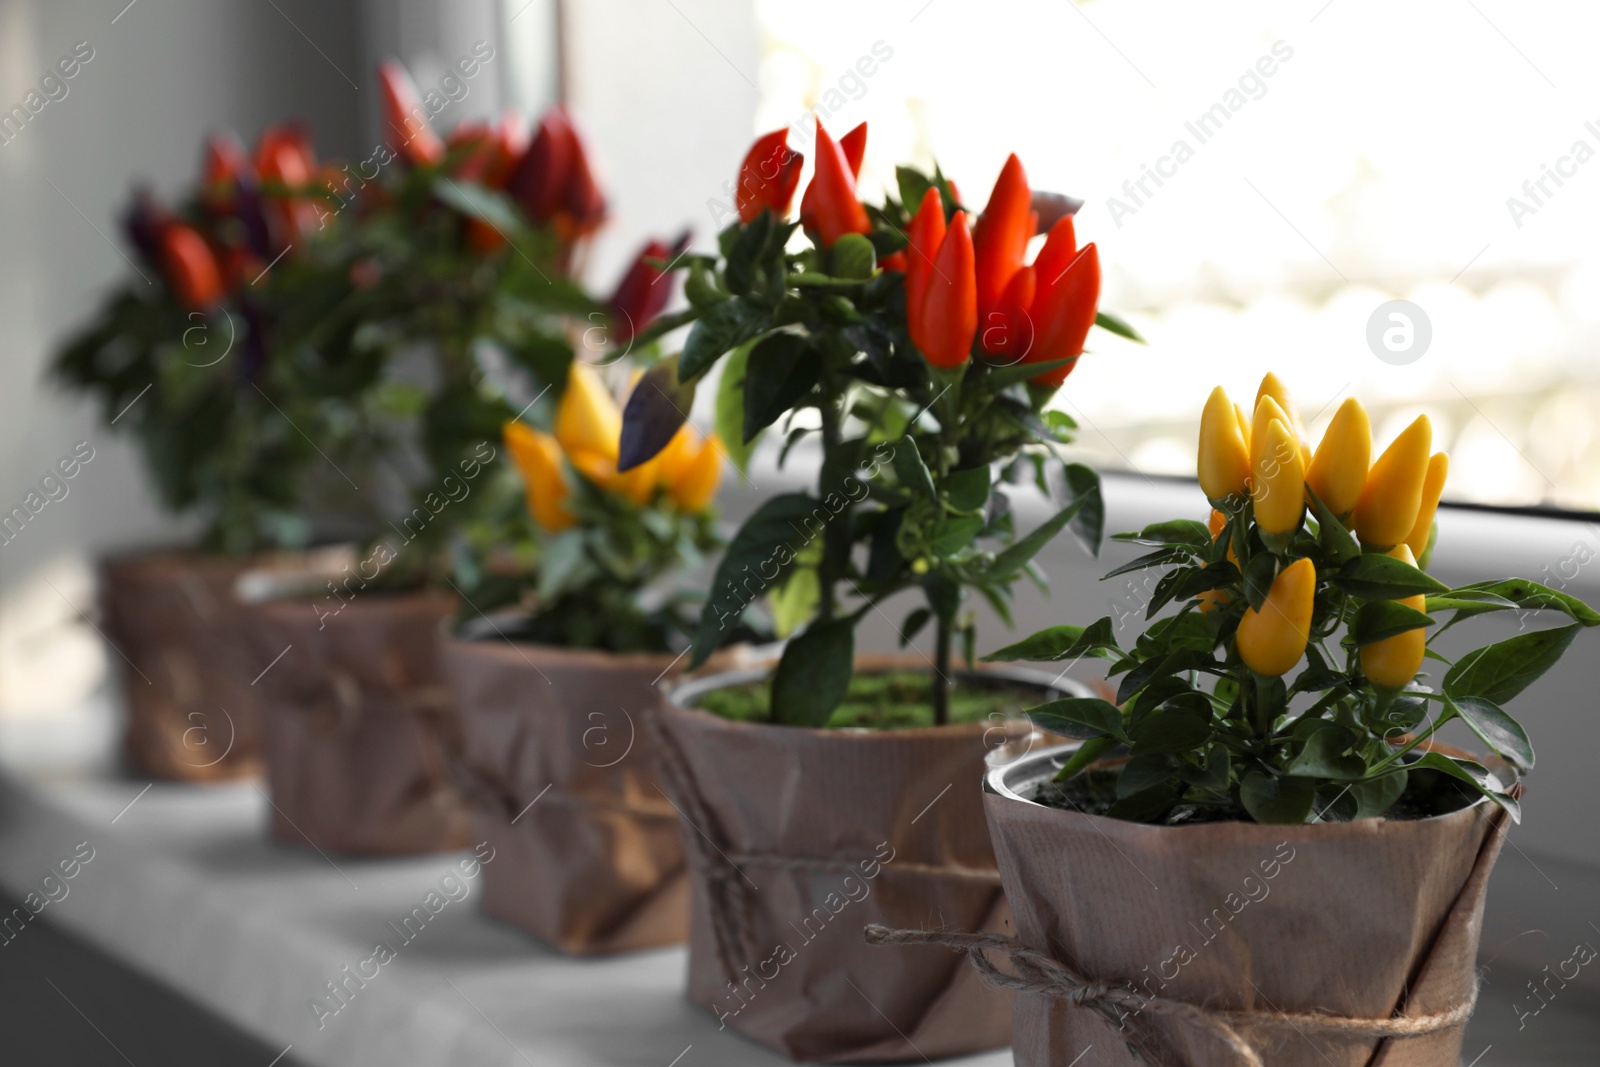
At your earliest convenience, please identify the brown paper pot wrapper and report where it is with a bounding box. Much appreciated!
[100,551,268,781]
[246,590,472,855]
[654,658,1084,1063]
[442,638,750,955]
[983,745,1511,1067]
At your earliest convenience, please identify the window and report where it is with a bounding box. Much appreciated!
[755,0,1600,510]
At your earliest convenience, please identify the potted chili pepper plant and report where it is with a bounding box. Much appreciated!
[440,350,730,955]
[876,375,1600,1067]
[619,125,1142,1060]
[239,62,610,855]
[52,123,371,781]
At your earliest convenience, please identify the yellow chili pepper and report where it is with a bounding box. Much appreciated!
[1352,415,1432,547]
[1251,417,1306,537]
[1255,372,1309,463]
[1236,556,1316,676]
[568,447,658,506]
[1198,386,1251,501]
[658,427,724,512]
[554,362,624,459]
[1305,397,1371,517]
[1361,544,1430,689]
[1249,393,1289,458]
[1233,402,1252,454]
[1404,452,1449,563]
[1209,507,1235,558]
[503,420,575,532]
[1198,509,1235,612]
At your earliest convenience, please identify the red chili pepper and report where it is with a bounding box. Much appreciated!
[798,123,870,248]
[379,61,444,166]
[839,122,867,178]
[253,123,315,189]
[608,231,690,345]
[735,129,803,223]
[904,187,947,325]
[985,262,1036,361]
[1030,215,1078,296]
[910,211,976,368]
[159,223,226,310]
[253,123,321,246]
[1024,241,1099,387]
[509,107,606,247]
[973,153,1037,335]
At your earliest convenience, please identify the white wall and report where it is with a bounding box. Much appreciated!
[0,0,364,717]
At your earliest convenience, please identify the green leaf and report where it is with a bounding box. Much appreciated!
[680,299,767,381]
[984,358,1072,391]
[945,466,991,513]
[535,530,588,601]
[743,332,819,443]
[828,233,877,279]
[1112,520,1210,548]
[768,563,819,640]
[618,354,695,471]
[896,165,934,216]
[725,210,778,296]
[899,607,932,647]
[1026,696,1129,742]
[1102,546,1188,580]
[1128,709,1211,755]
[630,307,699,349]
[771,617,855,727]
[688,493,819,667]
[1240,770,1318,824]
[1060,463,1104,557]
[984,617,1121,663]
[1285,724,1366,779]
[985,496,1086,582]
[1449,695,1535,771]
[1372,694,1430,736]
[713,340,758,476]
[433,178,524,234]
[1348,600,1435,647]
[1409,751,1520,823]
[1443,624,1579,706]
[1350,771,1408,820]
[1106,781,1179,823]
[1094,309,1145,343]
[684,258,725,306]
[930,515,985,556]
[892,437,936,499]
[1050,736,1117,783]
[1243,552,1280,611]
[1307,486,1359,564]
[1332,553,1450,599]
[1443,579,1600,626]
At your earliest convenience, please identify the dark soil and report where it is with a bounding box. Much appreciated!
[1032,765,1481,825]
[693,670,1044,730]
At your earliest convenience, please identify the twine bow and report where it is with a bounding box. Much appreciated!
[863,924,1477,1067]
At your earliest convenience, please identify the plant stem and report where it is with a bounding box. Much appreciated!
[816,367,844,623]
[933,611,953,727]
[1369,709,1456,774]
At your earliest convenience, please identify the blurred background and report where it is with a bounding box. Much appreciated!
[3,0,1598,1060]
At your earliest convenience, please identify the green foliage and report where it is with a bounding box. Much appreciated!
[51,149,587,570]
[629,165,1139,726]
[995,490,1597,826]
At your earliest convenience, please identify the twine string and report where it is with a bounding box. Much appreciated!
[864,924,1477,1067]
